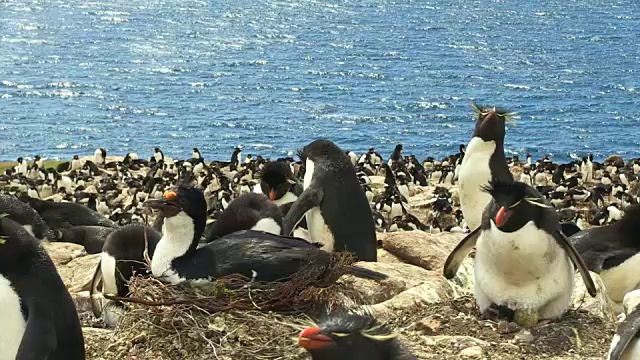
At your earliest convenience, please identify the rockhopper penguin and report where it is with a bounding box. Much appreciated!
[443,180,596,326]
[298,312,416,360]
[458,105,515,231]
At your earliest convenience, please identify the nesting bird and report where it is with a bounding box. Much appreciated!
[444,180,596,326]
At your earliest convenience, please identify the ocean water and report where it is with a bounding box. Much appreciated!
[0,0,638,163]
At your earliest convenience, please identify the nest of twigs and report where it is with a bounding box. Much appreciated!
[107,251,357,314]
[113,307,313,360]
[99,252,362,359]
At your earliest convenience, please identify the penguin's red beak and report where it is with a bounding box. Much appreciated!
[269,189,277,201]
[298,327,333,350]
[495,207,512,228]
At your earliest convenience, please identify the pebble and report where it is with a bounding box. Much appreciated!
[416,316,442,335]
[459,345,483,358]
[513,329,534,344]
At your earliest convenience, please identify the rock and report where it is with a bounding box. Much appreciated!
[423,335,488,347]
[379,231,464,270]
[497,321,521,334]
[83,327,117,359]
[571,271,619,322]
[426,211,457,231]
[42,241,87,266]
[512,329,534,344]
[339,262,432,304]
[72,291,93,313]
[57,253,100,293]
[367,275,455,318]
[459,345,483,358]
[408,185,426,197]
[416,316,442,335]
[446,257,475,297]
[376,248,404,264]
[605,155,624,167]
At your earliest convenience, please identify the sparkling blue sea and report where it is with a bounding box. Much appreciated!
[0,0,638,162]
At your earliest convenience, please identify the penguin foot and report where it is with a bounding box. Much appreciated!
[513,309,539,328]
[482,303,515,322]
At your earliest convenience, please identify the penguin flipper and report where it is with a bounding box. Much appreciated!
[281,186,324,236]
[16,301,57,359]
[443,226,481,279]
[553,229,597,297]
[610,307,640,360]
[90,261,104,317]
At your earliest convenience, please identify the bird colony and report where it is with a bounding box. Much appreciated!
[1,105,640,359]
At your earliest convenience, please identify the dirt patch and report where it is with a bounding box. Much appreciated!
[389,297,615,359]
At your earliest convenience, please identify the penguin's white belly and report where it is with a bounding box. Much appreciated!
[389,202,403,218]
[293,228,312,241]
[458,138,495,230]
[609,335,640,360]
[0,275,27,359]
[306,207,334,252]
[251,218,281,235]
[475,222,573,316]
[600,252,640,303]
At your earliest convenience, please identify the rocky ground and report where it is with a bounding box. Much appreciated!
[47,222,619,359]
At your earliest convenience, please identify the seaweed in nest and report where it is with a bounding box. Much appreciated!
[105,251,358,315]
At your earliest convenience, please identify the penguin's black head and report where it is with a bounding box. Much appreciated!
[298,313,410,360]
[0,217,39,271]
[17,157,23,163]
[73,155,79,160]
[483,180,552,232]
[260,161,296,201]
[471,104,514,142]
[395,144,403,151]
[300,139,348,166]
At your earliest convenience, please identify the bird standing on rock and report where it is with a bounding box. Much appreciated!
[458,105,514,231]
[444,180,596,327]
